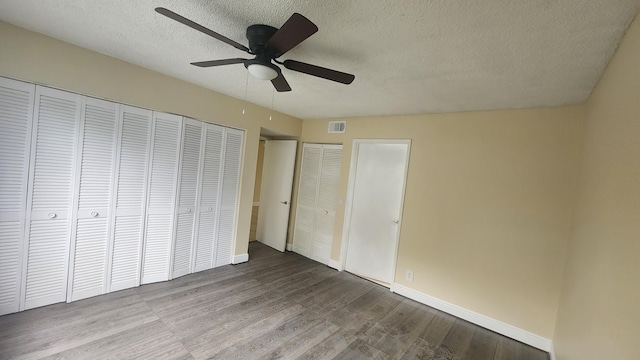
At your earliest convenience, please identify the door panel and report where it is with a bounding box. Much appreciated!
[142,112,182,284]
[293,144,342,265]
[24,87,81,310]
[345,141,409,284]
[256,140,297,252]
[70,98,118,301]
[109,106,152,292]
[172,119,202,278]
[0,78,34,315]
[216,129,243,266]
[194,124,223,272]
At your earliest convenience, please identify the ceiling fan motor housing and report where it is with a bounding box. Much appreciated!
[246,24,278,56]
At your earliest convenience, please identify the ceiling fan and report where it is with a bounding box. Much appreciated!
[155,7,355,92]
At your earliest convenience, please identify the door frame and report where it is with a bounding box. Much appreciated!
[338,139,411,286]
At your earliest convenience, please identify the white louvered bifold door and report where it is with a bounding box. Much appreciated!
[142,112,182,284]
[172,118,203,279]
[194,124,224,272]
[0,78,34,315]
[109,105,152,292]
[215,128,243,267]
[23,87,81,310]
[292,144,322,258]
[68,98,118,302]
[311,145,342,264]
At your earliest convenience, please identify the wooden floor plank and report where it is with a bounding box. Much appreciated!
[0,242,550,360]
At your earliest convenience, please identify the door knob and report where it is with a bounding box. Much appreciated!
[90,211,99,217]
[392,220,399,224]
[280,201,288,205]
[48,212,57,219]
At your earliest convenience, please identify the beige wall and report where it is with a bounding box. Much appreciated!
[295,106,584,339]
[0,21,303,256]
[553,14,640,360]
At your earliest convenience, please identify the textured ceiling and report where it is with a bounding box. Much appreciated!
[1,0,639,120]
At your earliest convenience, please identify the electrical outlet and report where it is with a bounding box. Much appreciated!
[406,270,414,282]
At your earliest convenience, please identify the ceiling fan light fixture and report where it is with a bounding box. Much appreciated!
[247,63,278,80]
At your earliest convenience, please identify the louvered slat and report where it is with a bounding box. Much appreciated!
[142,113,181,284]
[173,119,202,278]
[195,211,216,272]
[317,147,342,213]
[298,145,321,208]
[70,98,117,301]
[24,87,80,310]
[0,78,33,315]
[71,218,108,299]
[110,105,151,292]
[142,214,172,282]
[216,128,243,267]
[173,213,194,278]
[115,110,150,209]
[200,125,223,207]
[110,216,143,291]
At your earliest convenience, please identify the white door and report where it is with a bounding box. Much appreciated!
[68,97,118,301]
[23,87,82,310]
[142,112,182,284]
[172,118,203,279]
[0,78,34,315]
[256,140,297,252]
[109,105,152,292]
[292,144,342,265]
[215,128,244,266]
[344,140,410,285]
[194,124,224,272]
[311,145,342,263]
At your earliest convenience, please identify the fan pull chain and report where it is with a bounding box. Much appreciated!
[269,87,275,121]
[242,71,249,115]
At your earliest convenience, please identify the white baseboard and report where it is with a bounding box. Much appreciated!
[328,259,342,270]
[391,284,552,352]
[232,253,249,264]
[286,243,292,251]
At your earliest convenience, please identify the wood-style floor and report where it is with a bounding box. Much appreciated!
[0,242,549,360]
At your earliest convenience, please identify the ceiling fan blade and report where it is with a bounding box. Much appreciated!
[271,73,292,92]
[266,13,318,57]
[283,60,355,84]
[191,58,248,67]
[155,7,250,53]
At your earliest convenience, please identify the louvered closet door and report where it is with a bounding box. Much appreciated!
[0,78,34,315]
[215,128,243,267]
[194,124,223,272]
[23,87,81,310]
[68,98,118,302]
[292,144,322,258]
[142,112,182,284]
[172,118,203,279]
[311,145,342,264]
[109,106,152,292]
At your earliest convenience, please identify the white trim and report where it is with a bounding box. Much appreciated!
[549,344,556,360]
[232,253,249,264]
[328,259,342,270]
[391,283,553,352]
[286,243,292,251]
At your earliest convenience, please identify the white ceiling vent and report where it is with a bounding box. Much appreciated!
[328,121,346,133]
